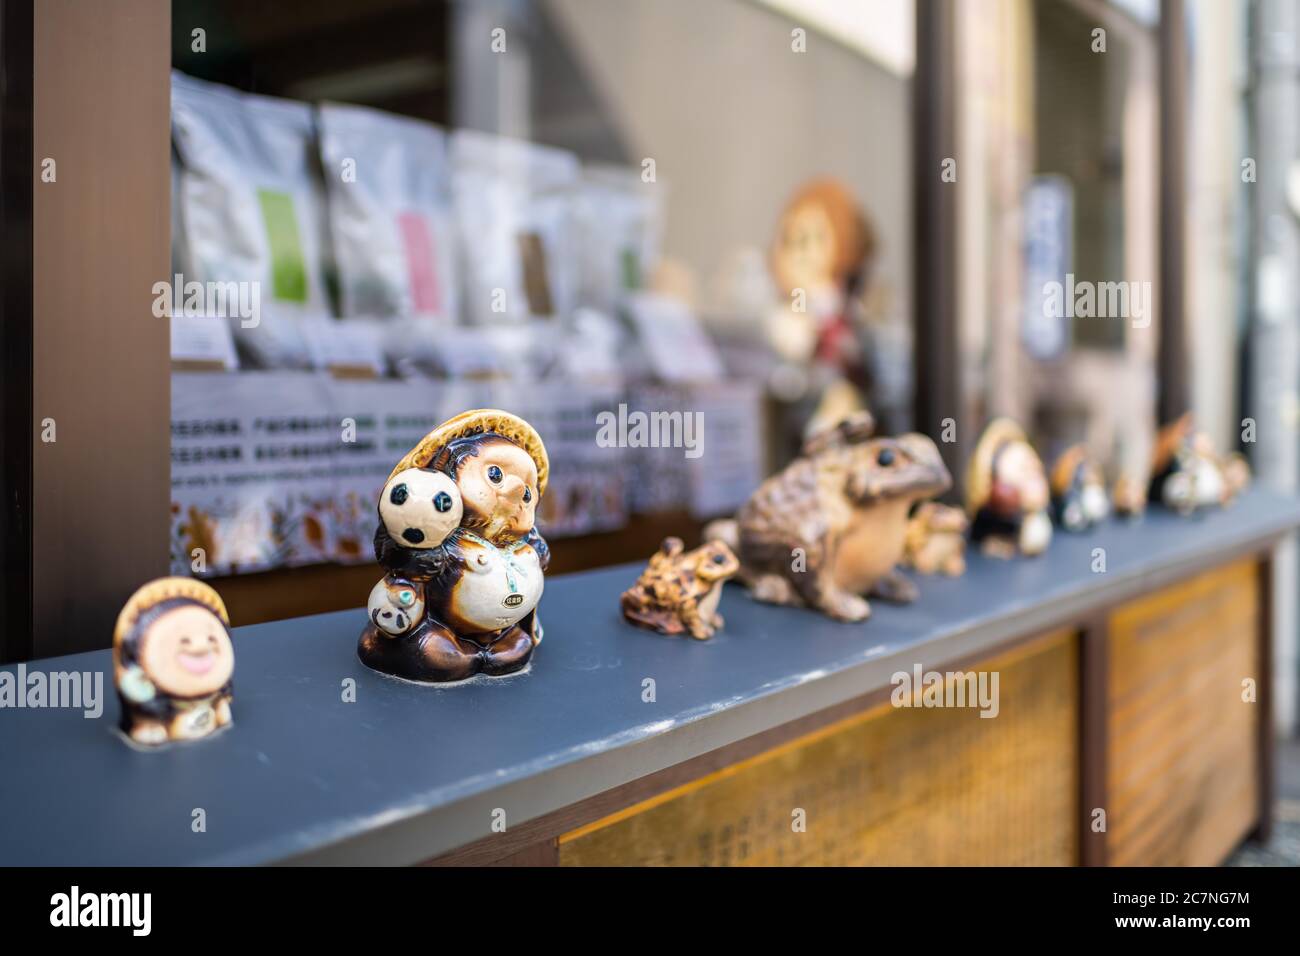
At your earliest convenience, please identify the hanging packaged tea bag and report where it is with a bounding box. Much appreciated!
[171,71,332,368]
[317,103,459,325]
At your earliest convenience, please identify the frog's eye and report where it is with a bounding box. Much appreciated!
[523,488,532,503]
[712,553,727,564]
[877,448,896,467]
[487,465,503,484]
[397,589,415,607]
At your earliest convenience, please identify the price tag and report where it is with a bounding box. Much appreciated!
[170,313,238,371]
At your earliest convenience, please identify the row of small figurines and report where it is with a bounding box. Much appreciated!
[109,408,1244,748]
[620,411,1249,639]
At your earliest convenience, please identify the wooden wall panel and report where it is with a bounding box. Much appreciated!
[558,631,1078,866]
[1106,559,1259,866]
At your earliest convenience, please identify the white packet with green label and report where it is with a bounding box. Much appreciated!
[318,102,459,325]
[171,71,331,368]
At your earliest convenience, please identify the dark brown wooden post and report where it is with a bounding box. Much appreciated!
[1157,0,1190,425]
[912,0,962,491]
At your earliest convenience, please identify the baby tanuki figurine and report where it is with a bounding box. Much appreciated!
[113,577,235,747]
[359,409,550,683]
[966,419,1053,558]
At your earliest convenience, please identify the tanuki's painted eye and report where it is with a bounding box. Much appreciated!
[433,491,454,513]
[397,589,414,607]
[523,488,532,503]
[390,483,409,506]
[487,465,503,484]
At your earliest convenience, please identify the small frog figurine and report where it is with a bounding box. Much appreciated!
[358,409,550,683]
[707,411,951,622]
[966,419,1053,559]
[1050,445,1110,533]
[621,537,740,640]
[113,577,235,748]
[902,502,968,576]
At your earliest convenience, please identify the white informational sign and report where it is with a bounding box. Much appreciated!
[623,292,726,384]
[301,318,388,377]
[686,380,765,518]
[1021,175,1074,361]
[170,313,239,369]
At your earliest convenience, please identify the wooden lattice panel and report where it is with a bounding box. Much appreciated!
[1106,559,1260,866]
[559,631,1078,866]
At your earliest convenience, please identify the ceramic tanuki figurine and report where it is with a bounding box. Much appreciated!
[902,502,968,576]
[707,411,950,622]
[766,179,879,447]
[1149,413,1251,515]
[1112,474,1148,519]
[113,577,234,747]
[621,537,739,640]
[966,419,1053,558]
[358,409,550,683]
[1050,445,1110,533]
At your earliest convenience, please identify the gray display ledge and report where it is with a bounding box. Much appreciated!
[3,488,1299,866]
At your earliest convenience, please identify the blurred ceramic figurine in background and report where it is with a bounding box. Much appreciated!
[113,577,235,747]
[902,502,969,576]
[1149,413,1251,514]
[708,411,951,622]
[966,419,1053,558]
[1050,445,1111,532]
[621,537,740,640]
[359,409,550,683]
[765,178,879,452]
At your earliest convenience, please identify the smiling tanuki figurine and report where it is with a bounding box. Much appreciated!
[359,409,550,683]
[113,577,235,747]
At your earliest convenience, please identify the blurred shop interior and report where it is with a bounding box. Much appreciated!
[46,0,1294,726]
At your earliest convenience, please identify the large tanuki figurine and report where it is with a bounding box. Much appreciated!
[113,577,235,747]
[359,409,550,683]
[966,419,1053,558]
[767,179,878,443]
[708,411,950,622]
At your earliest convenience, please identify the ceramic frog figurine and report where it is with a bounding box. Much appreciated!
[621,537,740,640]
[113,577,235,748]
[707,411,951,622]
[358,409,550,684]
[902,502,968,576]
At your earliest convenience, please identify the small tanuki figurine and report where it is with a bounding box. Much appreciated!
[1050,445,1111,533]
[707,411,951,622]
[1112,473,1148,519]
[965,418,1053,559]
[1149,413,1251,515]
[621,537,740,640]
[902,502,968,576]
[113,577,234,747]
[359,409,550,683]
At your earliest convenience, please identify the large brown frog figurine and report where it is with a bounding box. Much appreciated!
[621,537,740,640]
[708,411,951,622]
